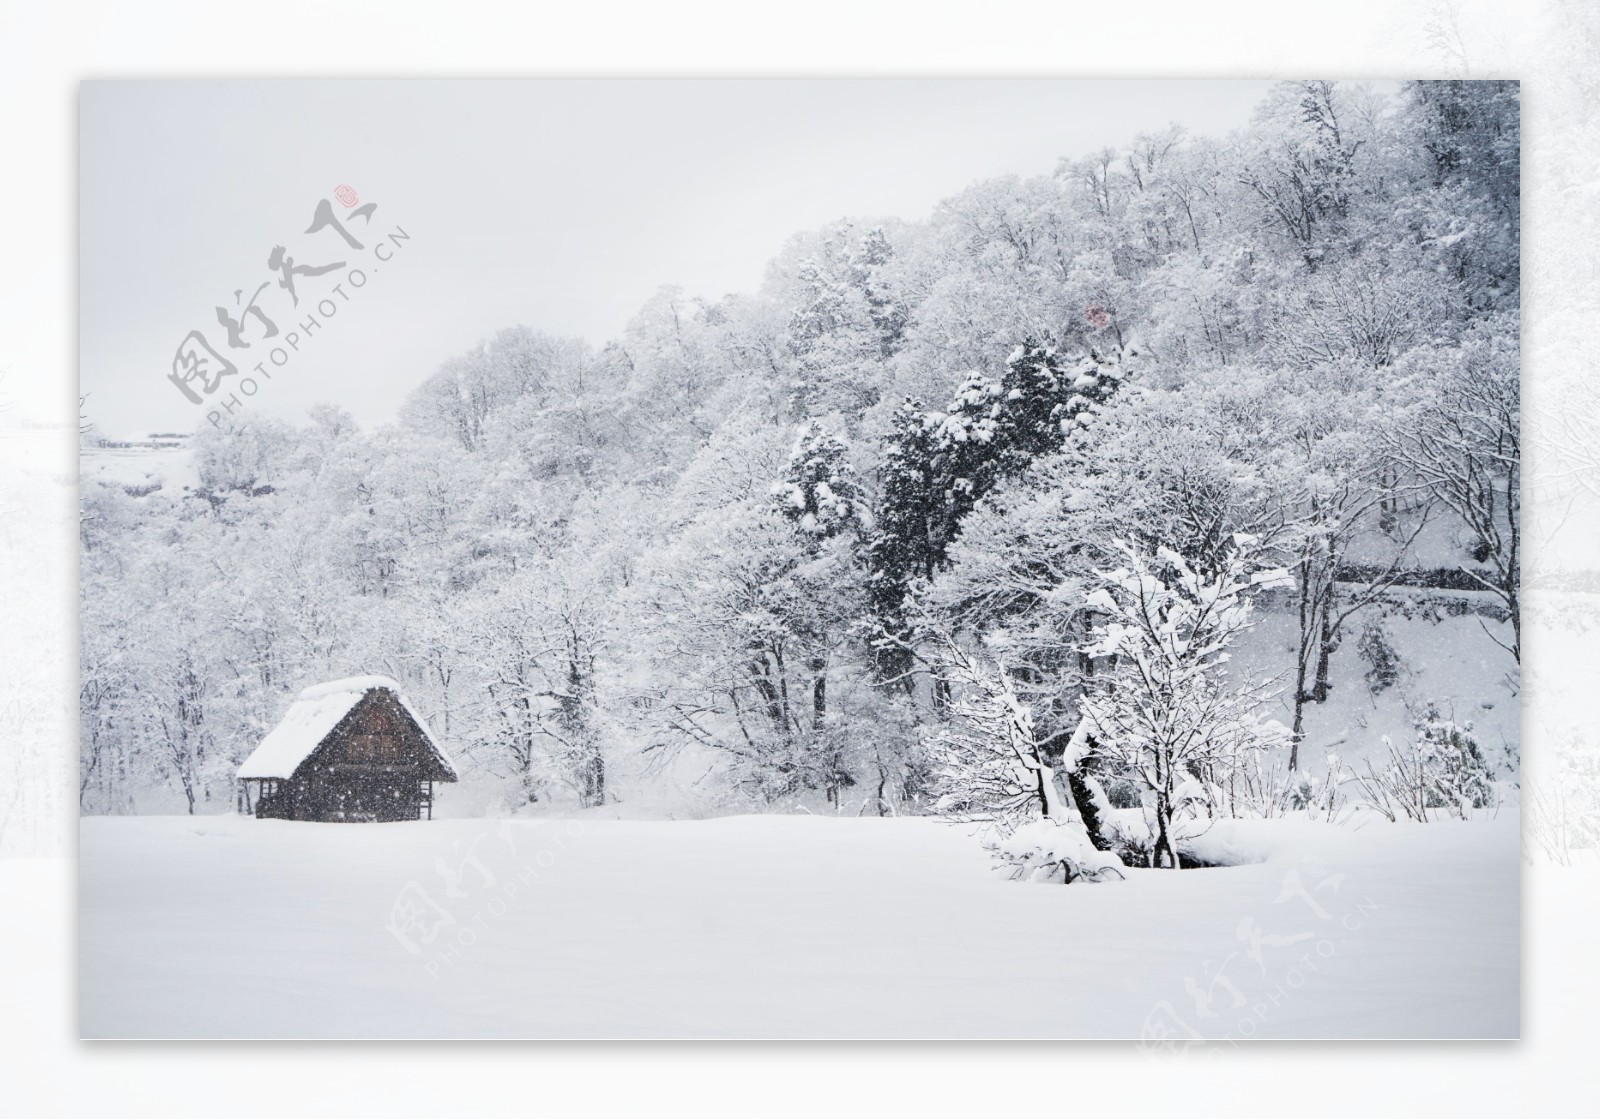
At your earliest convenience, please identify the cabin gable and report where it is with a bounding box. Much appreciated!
[300,690,455,782]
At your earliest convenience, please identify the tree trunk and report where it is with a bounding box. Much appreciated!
[1065,770,1114,852]
[1312,606,1335,703]
[1311,539,1339,702]
[1291,558,1313,771]
[1035,763,1055,820]
[587,746,605,808]
[810,658,827,732]
[750,658,785,730]
[1152,792,1178,869]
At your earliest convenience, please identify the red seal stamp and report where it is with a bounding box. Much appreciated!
[1084,305,1110,329]
[334,184,359,208]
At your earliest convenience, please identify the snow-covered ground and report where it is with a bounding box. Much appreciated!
[79,812,1518,1039]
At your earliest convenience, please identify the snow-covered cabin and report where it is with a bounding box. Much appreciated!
[237,676,457,822]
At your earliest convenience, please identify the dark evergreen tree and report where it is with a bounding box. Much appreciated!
[864,401,943,690]
[864,341,1130,689]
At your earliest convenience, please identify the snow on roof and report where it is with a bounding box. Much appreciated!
[296,674,403,702]
[236,676,458,781]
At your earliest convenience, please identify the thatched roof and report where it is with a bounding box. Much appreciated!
[236,675,458,781]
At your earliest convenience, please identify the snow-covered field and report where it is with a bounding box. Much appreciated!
[79,812,1518,1039]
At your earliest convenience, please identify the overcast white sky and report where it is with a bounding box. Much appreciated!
[80,79,1288,438]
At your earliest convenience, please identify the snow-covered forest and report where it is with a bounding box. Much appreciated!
[80,80,1520,867]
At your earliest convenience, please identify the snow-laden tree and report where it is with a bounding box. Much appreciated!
[926,638,1073,826]
[1414,704,1496,815]
[771,420,870,543]
[924,635,1123,883]
[639,508,836,801]
[1250,359,1437,768]
[776,221,906,424]
[771,420,870,731]
[1232,80,1380,265]
[1399,79,1520,308]
[457,555,616,808]
[636,417,874,805]
[1388,313,1521,662]
[1077,541,1291,868]
[1263,252,1455,371]
[922,368,1297,778]
[402,327,592,455]
[864,340,1133,690]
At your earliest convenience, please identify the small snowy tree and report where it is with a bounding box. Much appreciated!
[1357,615,1404,695]
[770,420,871,734]
[925,636,1123,883]
[1416,703,1495,815]
[1077,541,1291,868]
[1352,703,1496,822]
[927,640,1067,826]
[771,420,869,542]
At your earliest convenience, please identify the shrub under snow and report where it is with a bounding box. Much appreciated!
[988,819,1126,884]
[1350,702,1498,822]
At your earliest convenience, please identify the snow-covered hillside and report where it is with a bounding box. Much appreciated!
[1238,591,1519,775]
[79,812,1517,1039]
